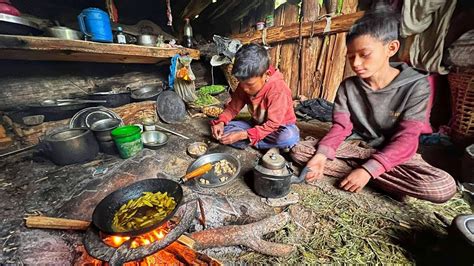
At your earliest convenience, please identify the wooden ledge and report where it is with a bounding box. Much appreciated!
[0,34,200,64]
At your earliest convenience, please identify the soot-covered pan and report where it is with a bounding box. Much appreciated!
[91,178,183,237]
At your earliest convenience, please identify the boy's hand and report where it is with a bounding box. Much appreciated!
[339,168,371,193]
[220,131,248,145]
[305,153,327,182]
[211,122,224,140]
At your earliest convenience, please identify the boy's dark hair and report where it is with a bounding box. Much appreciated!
[232,43,270,80]
[346,6,400,45]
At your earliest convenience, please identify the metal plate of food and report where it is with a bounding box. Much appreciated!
[186,153,241,188]
[69,107,122,129]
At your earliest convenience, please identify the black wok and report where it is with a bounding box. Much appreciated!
[92,178,183,236]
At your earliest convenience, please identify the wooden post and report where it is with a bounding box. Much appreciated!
[268,4,285,67]
[322,0,359,102]
[323,33,347,102]
[300,0,320,98]
[277,3,299,97]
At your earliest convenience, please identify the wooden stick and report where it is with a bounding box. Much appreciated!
[25,216,91,230]
[190,212,295,257]
[232,11,364,44]
[24,216,195,249]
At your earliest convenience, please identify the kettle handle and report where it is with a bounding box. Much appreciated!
[290,166,309,184]
[77,13,91,38]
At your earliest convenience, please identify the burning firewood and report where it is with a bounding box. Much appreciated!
[190,212,295,257]
[25,211,295,258]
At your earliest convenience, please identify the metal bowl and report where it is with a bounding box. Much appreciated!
[90,118,121,142]
[137,34,157,46]
[141,130,169,149]
[186,153,241,188]
[131,86,162,101]
[187,142,208,158]
[45,26,83,40]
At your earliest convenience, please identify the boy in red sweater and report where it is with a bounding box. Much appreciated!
[211,44,299,150]
[291,9,456,203]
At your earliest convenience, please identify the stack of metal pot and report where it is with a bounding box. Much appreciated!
[40,128,99,165]
[90,118,121,154]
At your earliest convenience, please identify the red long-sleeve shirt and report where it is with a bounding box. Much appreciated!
[211,69,296,145]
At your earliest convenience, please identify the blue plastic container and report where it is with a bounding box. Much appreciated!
[77,8,113,43]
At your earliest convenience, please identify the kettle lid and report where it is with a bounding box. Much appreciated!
[261,151,286,170]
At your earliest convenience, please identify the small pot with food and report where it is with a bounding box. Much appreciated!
[187,142,208,158]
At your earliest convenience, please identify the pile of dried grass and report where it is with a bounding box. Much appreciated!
[227,180,471,264]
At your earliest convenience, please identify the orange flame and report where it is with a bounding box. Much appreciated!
[102,225,168,249]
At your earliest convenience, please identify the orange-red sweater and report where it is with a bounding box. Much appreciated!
[211,69,296,145]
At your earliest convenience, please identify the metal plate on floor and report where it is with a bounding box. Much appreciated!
[186,153,241,188]
[156,90,186,124]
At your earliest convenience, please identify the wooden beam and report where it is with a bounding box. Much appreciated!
[181,0,212,19]
[232,11,364,44]
[0,35,200,64]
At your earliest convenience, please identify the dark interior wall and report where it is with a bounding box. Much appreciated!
[0,59,213,111]
[11,0,174,35]
[0,1,216,111]
[0,61,167,110]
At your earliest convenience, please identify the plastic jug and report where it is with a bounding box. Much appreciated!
[77,8,113,43]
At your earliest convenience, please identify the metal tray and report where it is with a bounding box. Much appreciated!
[0,13,42,35]
[186,153,241,188]
[156,90,186,124]
[69,107,122,129]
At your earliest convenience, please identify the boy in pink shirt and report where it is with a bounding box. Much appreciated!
[211,44,299,150]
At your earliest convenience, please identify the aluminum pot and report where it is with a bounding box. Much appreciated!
[45,26,83,40]
[42,128,99,165]
[137,34,157,46]
[90,118,121,142]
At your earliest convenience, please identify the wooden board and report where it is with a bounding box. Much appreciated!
[0,35,200,64]
[277,3,299,97]
[232,11,364,44]
[300,0,320,97]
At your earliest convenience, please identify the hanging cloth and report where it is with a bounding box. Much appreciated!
[105,0,118,23]
[400,0,457,74]
[166,0,173,26]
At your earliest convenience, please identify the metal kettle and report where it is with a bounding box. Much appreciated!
[253,149,307,198]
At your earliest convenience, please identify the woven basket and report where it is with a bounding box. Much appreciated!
[447,67,474,145]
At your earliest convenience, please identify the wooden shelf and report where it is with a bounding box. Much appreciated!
[0,34,200,64]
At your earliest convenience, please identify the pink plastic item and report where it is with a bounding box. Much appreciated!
[0,0,20,16]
